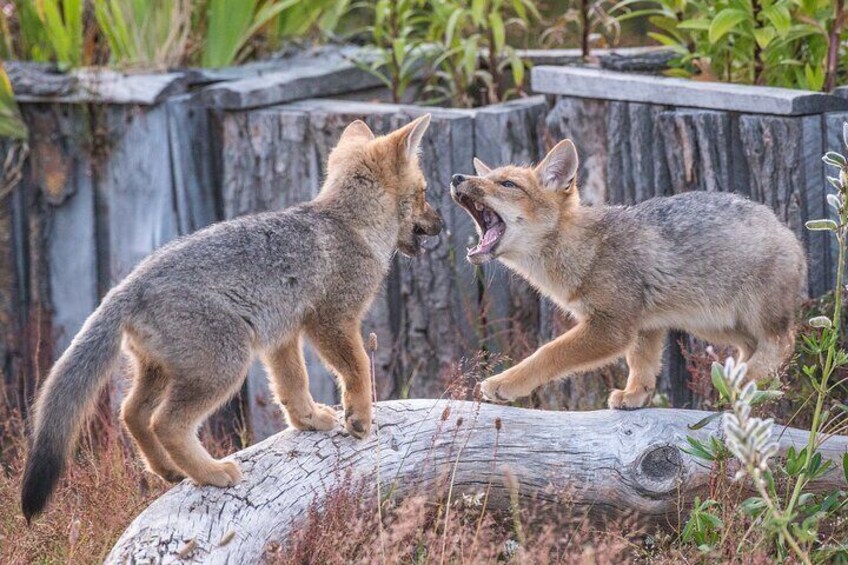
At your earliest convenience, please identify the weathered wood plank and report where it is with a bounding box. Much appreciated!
[35,105,99,356]
[0,140,29,414]
[605,101,633,205]
[542,96,609,206]
[532,66,848,115]
[107,400,848,564]
[658,110,733,194]
[167,95,220,234]
[198,47,386,110]
[14,67,189,105]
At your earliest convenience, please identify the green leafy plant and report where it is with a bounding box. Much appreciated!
[681,496,723,552]
[614,0,845,91]
[17,0,86,69]
[425,0,539,107]
[94,0,193,68]
[541,0,620,59]
[349,0,431,104]
[201,0,304,68]
[0,63,27,140]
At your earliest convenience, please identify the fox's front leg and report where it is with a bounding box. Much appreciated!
[480,320,633,403]
[307,322,373,439]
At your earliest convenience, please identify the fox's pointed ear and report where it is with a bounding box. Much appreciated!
[473,157,492,176]
[339,120,375,144]
[535,140,579,191]
[392,114,431,160]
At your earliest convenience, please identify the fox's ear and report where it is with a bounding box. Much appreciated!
[535,140,579,191]
[392,113,431,160]
[473,157,492,176]
[339,120,375,144]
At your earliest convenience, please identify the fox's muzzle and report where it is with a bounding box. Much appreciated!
[414,206,443,237]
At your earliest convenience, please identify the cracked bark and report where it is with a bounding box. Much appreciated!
[107,400,848,564]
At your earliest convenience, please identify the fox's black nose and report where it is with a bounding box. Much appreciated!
[451,174,465,187]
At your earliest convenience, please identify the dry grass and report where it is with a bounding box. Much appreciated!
[272,478,639,565]
[0,403,167,564]
[0,396,238,564]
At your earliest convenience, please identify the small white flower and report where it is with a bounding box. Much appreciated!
[719,357,778,484]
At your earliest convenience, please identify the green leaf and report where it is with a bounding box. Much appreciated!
[488,12,505,52]
[842,452,848,484]
[752,27,776,49]
[805,220,839,232]
[708,9,748,44]
[677,18,711,31]
[741,496,767,516]
[823,151,847,167]
[689,411,724,430]
[683,436,715,461]
[710,362,731,400]
[762,5,791,36]
[0,64,28,139]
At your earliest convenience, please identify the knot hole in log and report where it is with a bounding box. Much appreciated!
[631,444,685,497]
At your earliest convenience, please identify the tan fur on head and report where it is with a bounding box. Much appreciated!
[321,114,442,258]
[452,139,582,266]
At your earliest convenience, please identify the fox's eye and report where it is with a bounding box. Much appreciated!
[500,180,517,188]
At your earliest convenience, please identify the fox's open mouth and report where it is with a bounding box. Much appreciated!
[454,193,506,261]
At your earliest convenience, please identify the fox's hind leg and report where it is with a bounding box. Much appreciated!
[744,333,792,382]
[262,335,337,432]
[608,329,665,410]
[121,352,185,483]
[150,344,251,488]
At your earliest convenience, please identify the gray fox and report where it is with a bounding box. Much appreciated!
[451,139,806,408]
[21,115,442,520]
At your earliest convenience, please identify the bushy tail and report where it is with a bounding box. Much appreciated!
[21,292,127,521]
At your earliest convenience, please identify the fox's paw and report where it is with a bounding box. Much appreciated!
[608,388,653,410]
[479,378,514,404]
[194,460,243,488]
[307,403,339,431]
[344,404,372,440]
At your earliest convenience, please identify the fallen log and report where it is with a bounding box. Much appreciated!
[106,400,848,563]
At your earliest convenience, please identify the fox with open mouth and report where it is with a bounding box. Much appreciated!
[451,139,807,408]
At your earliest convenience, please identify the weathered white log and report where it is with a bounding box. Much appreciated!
[106,400,848,564]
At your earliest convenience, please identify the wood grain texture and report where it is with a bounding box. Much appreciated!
[107,400,848,564]
[532,66,848,115]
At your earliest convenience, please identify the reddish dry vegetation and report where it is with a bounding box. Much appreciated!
[0,405,168,563]
[272,479,639,565]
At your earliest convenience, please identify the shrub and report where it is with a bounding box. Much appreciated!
[614,0,847,91]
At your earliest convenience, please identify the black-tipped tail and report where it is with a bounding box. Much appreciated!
[20,291,126,520]
[21,441,64,522]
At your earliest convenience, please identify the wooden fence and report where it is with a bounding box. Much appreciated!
[3,55,847,441]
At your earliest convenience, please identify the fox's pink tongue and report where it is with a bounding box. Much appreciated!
[481,227,500,246]
[468,223,505,258]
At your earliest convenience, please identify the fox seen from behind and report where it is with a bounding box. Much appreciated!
[21,114,443,521]
[451,139,807,407]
